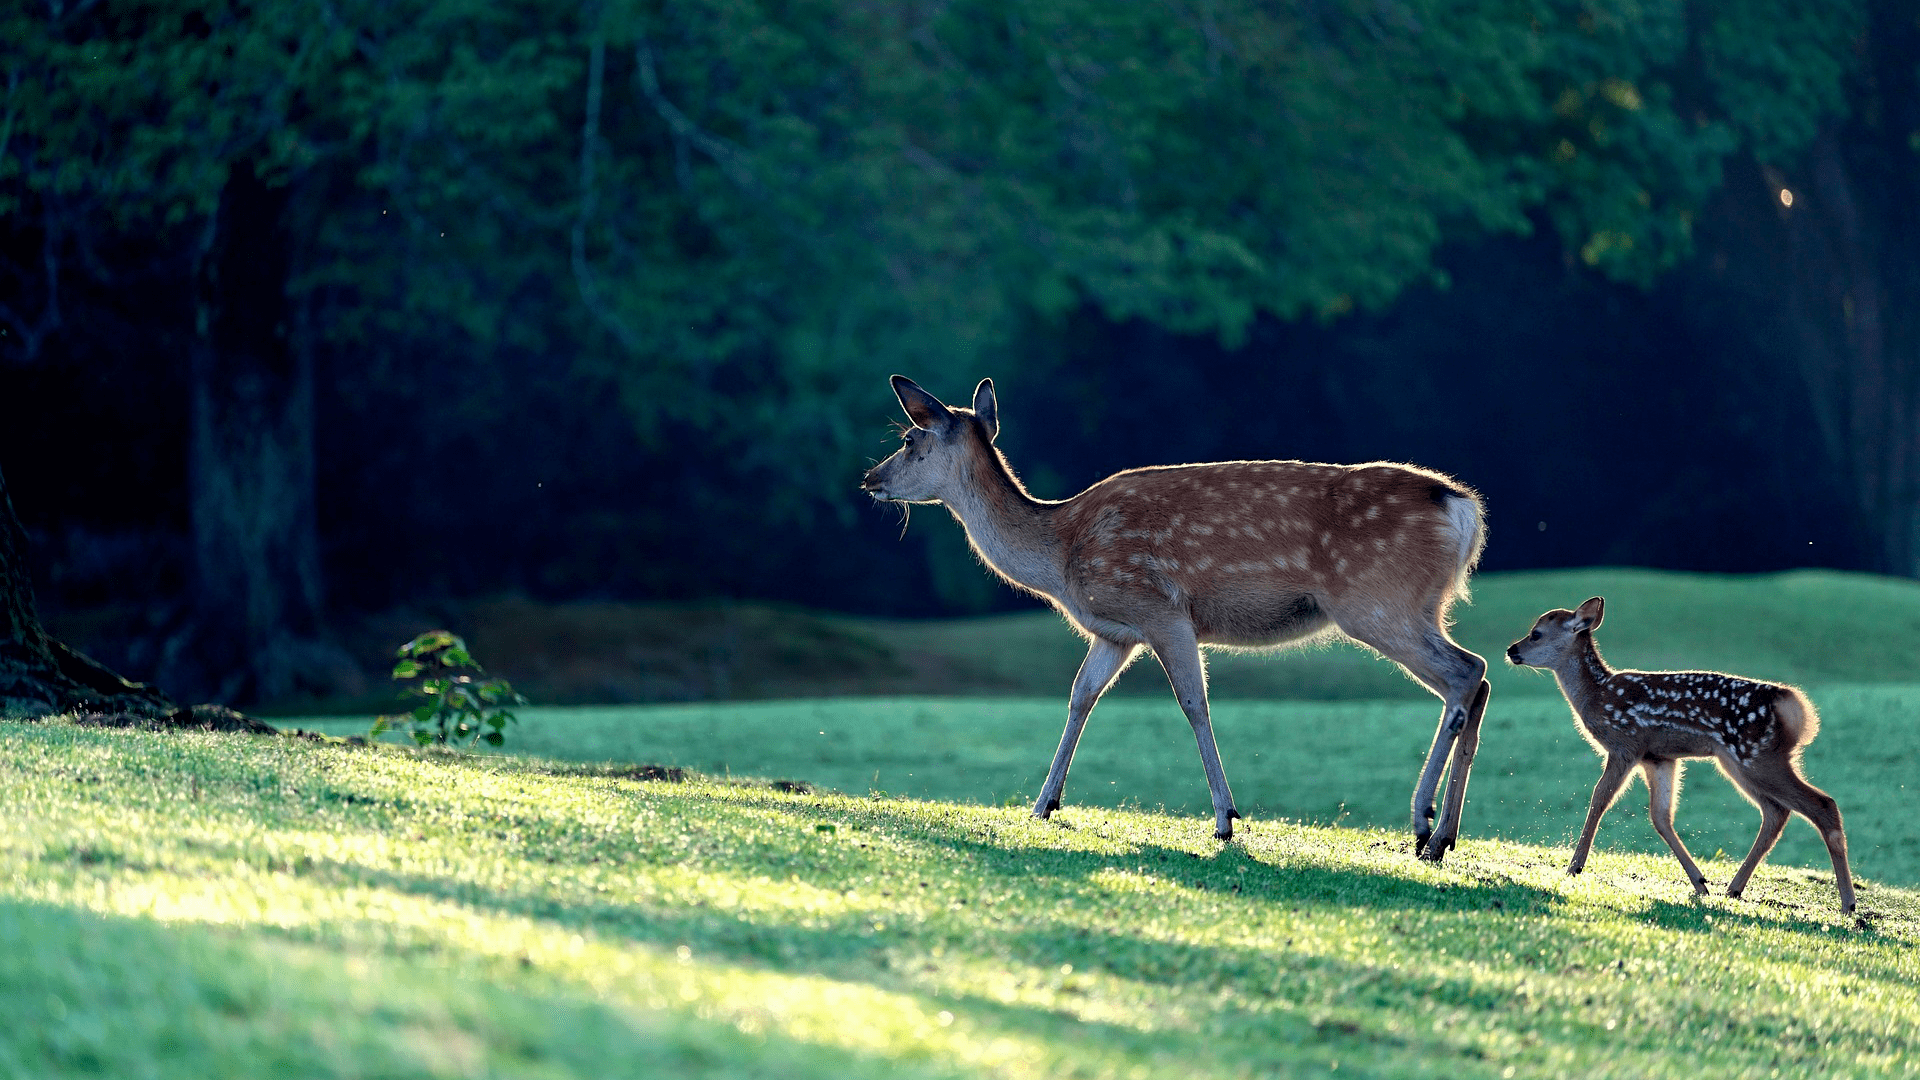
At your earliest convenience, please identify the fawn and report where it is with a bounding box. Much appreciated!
[863,376,1491,857]
[1508,597,1855,912]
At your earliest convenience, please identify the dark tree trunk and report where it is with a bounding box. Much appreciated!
[167,162,357,705]
[0,464,178,719]
[1688,2,1920,576]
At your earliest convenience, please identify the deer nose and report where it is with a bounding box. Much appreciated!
[1505,643,1523,665]
[860,468,883,492]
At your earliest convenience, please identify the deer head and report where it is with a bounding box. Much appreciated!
[860,375,999,505]
[1506,596,1605,668]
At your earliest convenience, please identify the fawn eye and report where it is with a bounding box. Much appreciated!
[1528,630,1540,641]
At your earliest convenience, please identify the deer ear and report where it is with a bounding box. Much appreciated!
[972,378,999,442]
[891,375,952,430]
[1571,596,1606,632]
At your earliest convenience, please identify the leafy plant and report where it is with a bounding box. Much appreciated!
[371,631,528,748]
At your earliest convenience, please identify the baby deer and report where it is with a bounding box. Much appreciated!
[1508,597,1854,912]
[863,376,1491,857]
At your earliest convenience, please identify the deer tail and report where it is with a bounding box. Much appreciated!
[1435,486,1486,604]
[1775,687,1820,748]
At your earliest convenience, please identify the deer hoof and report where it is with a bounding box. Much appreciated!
[1726,886,1743,899]
[1566,864,1583,877]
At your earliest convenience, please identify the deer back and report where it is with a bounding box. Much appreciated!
[1052,460,1481,644]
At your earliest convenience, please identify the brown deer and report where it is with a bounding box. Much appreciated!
[1507,597,1855,912]
[862,376,1491,858]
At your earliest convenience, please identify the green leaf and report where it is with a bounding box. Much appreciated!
[391,659,422,680]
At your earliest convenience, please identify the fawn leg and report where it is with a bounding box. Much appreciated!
[1427,679,1491,860]
[1726,798,1789,901]
[1569,754,1636,876]
[1147,622,1240,841]
[1033,637,1138,820]
[1778,775,1855,914]
[1644,759,1707,894]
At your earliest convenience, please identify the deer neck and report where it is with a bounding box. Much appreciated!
[1550,636,1616,716]
[938,450,1065,599]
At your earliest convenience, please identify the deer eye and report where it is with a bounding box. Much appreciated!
[1528,630,1541,641]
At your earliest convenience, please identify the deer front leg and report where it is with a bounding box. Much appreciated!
[1147,623,1240,840]
[1032,637,1137,821]
[1568,754,1636,876]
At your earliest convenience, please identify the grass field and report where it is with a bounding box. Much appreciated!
[839,568,1920,701]
[10,569,1920,1076]
[2,721,1916,1079]
[234,568,1920,709]
[295,570,1920,888]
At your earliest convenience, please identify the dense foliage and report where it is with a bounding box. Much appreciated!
[4,1,1915,689]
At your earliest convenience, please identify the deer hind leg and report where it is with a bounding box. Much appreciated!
[1644,758,1708,894]
[1342,616,1486,859]
[1145,620,1239,841]
[1033,636,1138,821]
[1774,771,1856,914]
[1723,755,1854,912]
[1428,677,1491,860]
[1726,797,1789,902]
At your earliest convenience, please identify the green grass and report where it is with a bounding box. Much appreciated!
[3,720,1917,1079]
[293,569,1920,888]
[844,568,1920,701]
[242,568,1920,712]
[295,682,1920,889]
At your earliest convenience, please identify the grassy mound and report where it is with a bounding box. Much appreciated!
[235,568,1920,712]
[849,568,1920,701]
[3,721,1915,1078]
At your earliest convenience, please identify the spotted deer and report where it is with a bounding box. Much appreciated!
[862,376,1491,858]
[1507,597,1855,912]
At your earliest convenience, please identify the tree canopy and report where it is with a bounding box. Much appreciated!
[4,0,1910,666]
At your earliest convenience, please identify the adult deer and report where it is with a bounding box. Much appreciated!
[862,376,1490,858]
[1508,597,1855,912]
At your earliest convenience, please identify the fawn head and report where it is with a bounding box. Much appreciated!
[861,375,999,504]
[1507,596,1605,668]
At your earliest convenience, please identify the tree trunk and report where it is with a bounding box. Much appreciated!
[1689,3,1920,576]
[166,162,357,705]
[0,463,179,719]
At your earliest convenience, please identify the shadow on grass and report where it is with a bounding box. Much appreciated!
[0,896,968,1080]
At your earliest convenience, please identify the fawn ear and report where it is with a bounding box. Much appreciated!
[892,375,953,430]
[1570,597,1606,632]
[971,378,999,442]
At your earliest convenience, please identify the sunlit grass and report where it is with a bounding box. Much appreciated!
[3,721,1916,1078]
[298,682,1920,889]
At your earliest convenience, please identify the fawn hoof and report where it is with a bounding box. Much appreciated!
[1565,864,1583,877]
[1726,886,1743,899]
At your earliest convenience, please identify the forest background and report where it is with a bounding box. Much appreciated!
[3,0,1916,709]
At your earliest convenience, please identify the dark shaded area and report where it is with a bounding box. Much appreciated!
[0,224,1877,675]
[2,0,1912,709]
